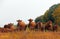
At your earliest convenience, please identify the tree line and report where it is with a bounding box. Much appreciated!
[35,3,60,26]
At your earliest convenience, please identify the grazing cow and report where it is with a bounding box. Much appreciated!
[4,24,9,28]
[17,20,26,31]
[8,23,15,32]
[28,19,36,30]
[53,24,58,32]
[0,27,9,33]
[0,28,4,32]
[35,22,44,31]
[4,24,9,32]
[4,23,15,32]
[8,23,15,29]
[45,20,53,31]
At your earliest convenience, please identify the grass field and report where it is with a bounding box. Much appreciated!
[0,31,60,39]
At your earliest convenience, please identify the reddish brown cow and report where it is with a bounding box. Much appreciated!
[4,24,9,32]
[45,20,53,31]
[4,23,15,32]
[17,20,26,31]
[0,28,4,32]
[8,23,15,29]
[53,23,58,32]
[8,23,15,32]
[0,27,9,33]
[28,19,36,30]
[35,22,44,31]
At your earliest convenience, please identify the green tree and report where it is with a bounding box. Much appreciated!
[52,5,60,25]
[35,15,44,23]
[35,3,60,25]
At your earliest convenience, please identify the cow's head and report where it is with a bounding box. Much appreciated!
[17,19,22,23]
[28,18,33,22]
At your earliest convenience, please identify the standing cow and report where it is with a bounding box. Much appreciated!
[17,20,26,31]
[35,22,44,31]
[45,20,53,31]
[52,23,58,32]
[28,19,36,30]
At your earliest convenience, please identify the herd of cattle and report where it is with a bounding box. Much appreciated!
[0,19,58,32]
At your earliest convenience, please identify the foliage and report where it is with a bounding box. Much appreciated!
[35,3,60,25]
[35,15,44,22]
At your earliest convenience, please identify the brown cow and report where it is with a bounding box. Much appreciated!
[45,20,53,31]
[8,23,15,29]
[0,27,10,33]
[4,23,15,32]
[35,22,44,31]
[28,18,36,30]
[17,20,26,31]
[0,28,4,32]
[53,23,58,32]
[4,24,9,32]
[8,23,16,32]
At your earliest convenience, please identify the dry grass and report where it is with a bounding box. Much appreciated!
[0,31,60,39]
